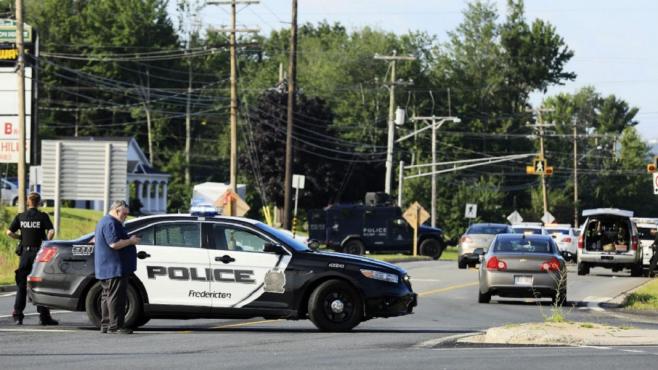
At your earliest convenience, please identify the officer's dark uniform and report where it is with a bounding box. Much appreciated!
[10,207,57,325]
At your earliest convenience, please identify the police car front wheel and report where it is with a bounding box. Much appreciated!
[308,279,363,332]
[85,282,144,329]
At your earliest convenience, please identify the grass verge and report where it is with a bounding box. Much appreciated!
[0,206,104,285]
[624,279,658,310]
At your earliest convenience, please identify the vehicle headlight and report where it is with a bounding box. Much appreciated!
[360,269,399,284]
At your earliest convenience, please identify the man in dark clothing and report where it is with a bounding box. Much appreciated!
[94,200,140,334]
[6,192,58,325]
[649,229,658,278]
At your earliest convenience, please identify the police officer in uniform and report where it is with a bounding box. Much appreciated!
[6,192,58,325]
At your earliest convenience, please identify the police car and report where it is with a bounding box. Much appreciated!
[27,212,417,332]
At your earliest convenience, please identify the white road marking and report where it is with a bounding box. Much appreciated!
[0,328,79,333]
[0,310,72,319]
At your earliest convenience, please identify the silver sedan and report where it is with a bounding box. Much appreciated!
[477,234,567,305]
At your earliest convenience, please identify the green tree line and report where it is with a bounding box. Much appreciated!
[0,0,654,239]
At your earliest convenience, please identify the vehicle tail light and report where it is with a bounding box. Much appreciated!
[486,256,507,271]
[36,246,58,263]
[631,236,638,251]
[27,275,42,283]
[540,257,561,272]
[562,237,572,243]
[460,236,472,244]
[577,234,584,249]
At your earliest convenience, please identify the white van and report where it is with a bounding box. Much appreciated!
[577,208,643,276]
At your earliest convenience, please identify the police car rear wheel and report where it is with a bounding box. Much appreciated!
[343,240,365,255]
[308,280,363,332]
[85,282,143,329]
[420,238,444,260]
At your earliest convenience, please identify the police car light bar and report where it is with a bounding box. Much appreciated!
[190,204,221,217]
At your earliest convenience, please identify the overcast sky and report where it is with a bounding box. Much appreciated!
[181,0,658,141]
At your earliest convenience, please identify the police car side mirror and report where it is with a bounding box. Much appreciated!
[264,243,286,254]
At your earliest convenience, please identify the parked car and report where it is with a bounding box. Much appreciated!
[631,217,658,272]
[27,212,417,332]
[577,208,643,276]
[457,223,514,269]
[0,178,18,206]
[511,222,545,236]
[477,233,567,305]
[544,224,577,262]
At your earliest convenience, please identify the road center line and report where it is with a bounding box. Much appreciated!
[211,319,282,329]
[418,282,479,297]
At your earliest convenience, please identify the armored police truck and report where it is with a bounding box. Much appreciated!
[308,193,446,259]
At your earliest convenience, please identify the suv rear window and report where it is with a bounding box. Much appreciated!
[467,225,510,235]
[494,239,555,254]
[637,227,655,240]
[545,229,569,235]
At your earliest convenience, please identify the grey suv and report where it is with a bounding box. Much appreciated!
[577,208,643,276]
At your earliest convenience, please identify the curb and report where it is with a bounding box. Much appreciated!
[0,285,16,293]
[385,257,433,264]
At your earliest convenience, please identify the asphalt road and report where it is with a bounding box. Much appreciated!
[1,260,657,369]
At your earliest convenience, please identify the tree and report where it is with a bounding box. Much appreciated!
[241,84,345,210]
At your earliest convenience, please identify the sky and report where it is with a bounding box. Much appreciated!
[178,0,658,141]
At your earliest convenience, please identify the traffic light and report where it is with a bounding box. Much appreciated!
[545,166,554,176]
[648,163,657,173]
[526,166,535,174]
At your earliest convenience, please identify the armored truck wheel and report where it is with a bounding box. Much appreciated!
[420,238,444,260]
[343,239,365,255]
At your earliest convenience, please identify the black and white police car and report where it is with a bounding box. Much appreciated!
[27,211,417,332]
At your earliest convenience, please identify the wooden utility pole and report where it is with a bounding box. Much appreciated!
[374,51,415,194]
[527,108,555,217]
[207,0,258,214]
[185,54,192,185]
[16,0,26,212]
[573,117,578,228]
[283,0,298,229]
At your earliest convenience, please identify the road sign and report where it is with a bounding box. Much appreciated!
[507,211,523,224]
[465,203,477,219]
[403,202,430,229]
[292,174,305,189]
[653,173,658,195]
[0,19,32,43]
[534,159,546,174]
[541,211,556,225]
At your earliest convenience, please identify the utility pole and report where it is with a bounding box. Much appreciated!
[527,108,555,217]
[208,0,258,215]
[283,0,297,230]
[573,117,578,228]
[16,0,26,212]
[409,116,461,228]
[374,51,415,194]
[185,54,192,185]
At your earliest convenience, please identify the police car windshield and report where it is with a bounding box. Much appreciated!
[255,222,311,252]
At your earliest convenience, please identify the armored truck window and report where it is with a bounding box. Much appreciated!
[153,222,201,248]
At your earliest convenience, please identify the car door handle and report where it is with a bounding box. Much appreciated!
[137,251,151,259]
[215,255,235,264]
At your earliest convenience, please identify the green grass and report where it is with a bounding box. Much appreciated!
[0,206,104,285]
[624,279,658,310]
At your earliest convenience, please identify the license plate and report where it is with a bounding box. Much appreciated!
[514,276,533,286]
